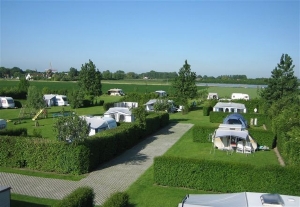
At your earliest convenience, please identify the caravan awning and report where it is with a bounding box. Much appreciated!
[215,129,249,140]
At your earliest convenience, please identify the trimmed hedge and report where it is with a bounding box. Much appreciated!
[192,125,216,143]
[154,156,300,196]
[0,128,27,136]
[248,128,275,148]
[103,102,115,111]
[102,192,129,207]
[53,186,95,207]
[0,137,90,174]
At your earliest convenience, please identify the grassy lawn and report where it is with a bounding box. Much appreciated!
[11,194,58,207]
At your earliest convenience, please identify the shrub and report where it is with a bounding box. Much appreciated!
[192,125,216,143]
[103,102,115,111]
[0,128,27,136]
[53,186,95,207]
[102,192,129,207]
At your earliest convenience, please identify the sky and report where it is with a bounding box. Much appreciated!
[0,0,299,78]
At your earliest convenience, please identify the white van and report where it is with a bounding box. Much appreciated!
[55,95,68,106]
[231,93,250,100]
[0,97,15,108]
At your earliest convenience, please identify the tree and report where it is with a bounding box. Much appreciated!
[78,60,102,99]
[260,54,299,109]
[68,89,85,109]
[171,60,197,108]
[18,78,30,92]
[26,86,45,110]
[68,67,78,80]
[53,114,90,145]
[102,70,112,80]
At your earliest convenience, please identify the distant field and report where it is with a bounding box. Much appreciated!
[0,79,259,98]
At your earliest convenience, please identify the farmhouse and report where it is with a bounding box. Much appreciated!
[104,107,134,122]
[213,102,247,113]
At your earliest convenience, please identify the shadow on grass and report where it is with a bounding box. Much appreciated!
[169,118,189,122]
[11,200,51,207]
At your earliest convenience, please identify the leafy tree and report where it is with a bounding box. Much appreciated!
[260,54,299,110]
[132,106,147,126]
[113,70,126,80]
[18,78,30,92]
[53,114,90,145]
[102,70,112,80]
[78,59,102,99]
[26,86,45,110]
[153,98,171,112]
[68,89,85,109]
[171,60,197,108]
[68,67,78,80]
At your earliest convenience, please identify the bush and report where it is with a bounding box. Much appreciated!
[14,100,22,108]
[192,125,216,143]
[53,186,95,207]
[0,128,27,136]
[102,192,129,207]
[248,128,275,148]
[154,156,300,196]
[82,99,92,108]
[103,102,115,111]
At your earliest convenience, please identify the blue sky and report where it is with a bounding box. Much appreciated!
[1,0,299,78]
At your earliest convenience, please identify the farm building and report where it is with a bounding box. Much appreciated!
[213,102,247,113]
[0,186,11,207]
[104,107,134,122]
[80,116,117,136]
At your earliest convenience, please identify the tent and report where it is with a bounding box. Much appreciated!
[178,192,300,207]
[223,113,248,129]
[104,107,134,122]
[213,102,246,113]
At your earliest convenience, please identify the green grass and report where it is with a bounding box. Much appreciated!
[207,86,259,99]
[11,194,58,207]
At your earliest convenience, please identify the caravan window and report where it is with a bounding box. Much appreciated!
[62,97,67,101]
[7,99,14,104]
[56,98,61,101]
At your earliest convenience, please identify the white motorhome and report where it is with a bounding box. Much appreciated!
[231,93,249,100]
[107,89,125,96]
[0,97,15,108]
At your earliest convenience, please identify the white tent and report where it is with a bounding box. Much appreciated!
[178,192,300,207]
[104,107,134,122]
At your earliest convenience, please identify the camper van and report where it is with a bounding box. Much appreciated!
[107,89,125,96]
[231,93,249,100]
[0,97,15,108]
[55,95,68,106]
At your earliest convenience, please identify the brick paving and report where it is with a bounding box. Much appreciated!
[0,123,193,206]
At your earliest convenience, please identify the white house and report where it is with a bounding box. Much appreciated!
[104,107,134,122]
[80,116,117,136]
[213,102,247,113]
[0,186,11,207]
[25,73,32,80]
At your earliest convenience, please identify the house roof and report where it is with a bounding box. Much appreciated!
[214,102,246,109]
[104,107,132,115]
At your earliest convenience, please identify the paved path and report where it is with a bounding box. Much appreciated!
[0,123,193,206]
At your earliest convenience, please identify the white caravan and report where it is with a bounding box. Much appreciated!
[0,97,15,108]
[231,93,249,100]
[207,93,219,100]
[107,89,125,96]
[55,95,68,106]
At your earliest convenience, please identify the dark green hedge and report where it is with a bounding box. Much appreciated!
[0,137,90,174]
[103,102,115,111]
[282,139,300,166]
[192,125,216,143]
[0,128,27,136]
[85,113,169,171]
[53,186,95,207]
[102,192,129,207]
[154,156,300,196]
[248,129,275,148]
[202,106,213,116]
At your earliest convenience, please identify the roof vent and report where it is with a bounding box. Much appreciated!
[260,194,284,206]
